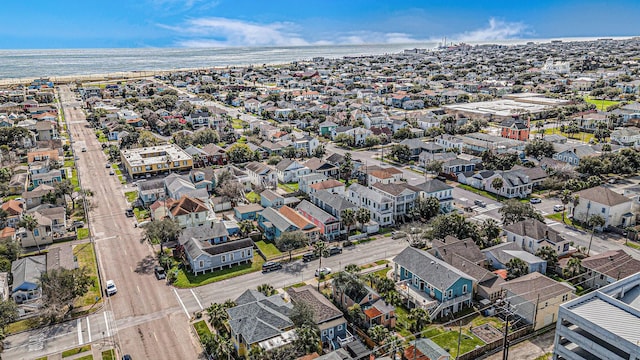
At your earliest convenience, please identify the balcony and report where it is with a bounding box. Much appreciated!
[337,329,355,348]
[396,280,438,311]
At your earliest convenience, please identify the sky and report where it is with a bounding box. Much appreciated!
[0,0,639,49]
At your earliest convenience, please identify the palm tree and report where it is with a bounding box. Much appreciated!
[535,246,559,272]
[563,257,583,280]
[506,258,529,280]
[571,195,580,218]
[408,308,431,336]
[587,214,606,256]
[559,190,572,223]
[491,177,504,195]
[363,272,378,288]
[355,208,371,231]
[294,325,320,355]
[313,241,330,291]
[222,299,237,310]
[344,264,360,274]
[202,333,234,360]
[256,283,277,296]
[347,303,365,327]
[19,214,40,254]
[382,290,402,306]
[206,303,229,334]
[341,208,356,237]
[368,325,390,345]
[238,220,255,236]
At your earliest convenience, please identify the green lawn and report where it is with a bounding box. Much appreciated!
[626,241,640,250]
[62,345,92,358]
[543,127,595,143]
[64,159,75,168]
[429,327,485,358]
[101,350,115,360]
[73,243,101,307]
[231,119,247,129]
[370,268,390,280]
[71,168,80,191]
[246,191,260,203]
[583,96,620,110]
[545,212,565,222]
[256,240,282,258]
[77,228,90,240]
[2,194,23,202]
[125,190,138,203]
[75,356,93,360]
[35,357,47,360]
[173,255,264,288]
[278,182,299,193]
[394,305,412,337]
[457,184,501,201]
[134,208,149,221]
[193,320,212,341]
[6,318,39,334]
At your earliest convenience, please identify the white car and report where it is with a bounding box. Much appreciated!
[315,267,332,277]
[106,280,117,296]
[553,204,565,212]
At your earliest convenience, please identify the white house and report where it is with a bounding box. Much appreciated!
[611,127,640,147]
[274,159,310,183]
[244,162,277,189]
[484,169,532,199]
[504,219,573,257]
[569,186,634,229]
[414,179,454,213]
[347,183,394,226]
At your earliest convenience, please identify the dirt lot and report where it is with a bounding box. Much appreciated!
[485,329,555,360]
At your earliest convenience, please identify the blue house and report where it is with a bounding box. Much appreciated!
[234,203,264,221]
[288,285,351,350]
[393,247,474,319]
[11,255,46,303]
[260,189,284,209]
[257,207,297,241]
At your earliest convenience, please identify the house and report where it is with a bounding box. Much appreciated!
[211,196,232,212]
[505,219,573,256]
[31,169,64,188]
[164,173,209,201]
[234,203,264,221]
[258,206,319,242]
[499,118,530,141]
[580,249,640,289]
[200,144,228,165]
[309,179,345,195]
[311,190,358,220]
[393,247,474,319]
[8,173,29,195]
[413,179,453,213]
[366,167,403,185]
[11,255,46,304]
[227,290,295,357]
[568,186,634,229]
[185,110,211,129]
[299,173,329,194]
[34,121,58,141]
[137,179,166,206]
[346,184,394,226]
[371,182,420,222]
[278,206,320,241]
[305,158,338,178]
[611,126,640,147]
[178,225,253,275]
[553,273,640,360]
[399,138,433,160]
[120,144,193,178]
[165,195,214,228]
[404,338,451,360]
[22,184,55,209]
[501,272,574,330]
[245,162,277,189]
[274,159,310,183]
[430,236,485,265]
[318,120,339,137]
[332,279,395,329]
[291,133,320,156]
[1,199,24,228]
[287,285,349,349]
[296,200,341,240]
[260,189,284,209]
[552,145,599,167]
[482,242,548,275]
[483,169,532,199]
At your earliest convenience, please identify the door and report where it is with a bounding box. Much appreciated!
[328,328,334,339]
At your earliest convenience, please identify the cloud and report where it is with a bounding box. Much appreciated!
[146,0,215,11]
[448,18,528,42]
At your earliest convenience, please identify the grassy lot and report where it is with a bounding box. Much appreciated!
[75,356,93,360]
[231,119,247,129]
[73,243,101,307]
[71,168,80,191]
[62,345,92,358]
[394,305,412,337]
[375,259,389,265]
[64,159,75,168]
[277,182,299,193]
[173,255,264,288]
[77,228,90,240]
[35,357,47,360]
[193,320,212,341]
[6,318,39,334]
[370,268,391,280]
[545,212,565,222]
[134,208,149,221]
[470,315,504,329]
[101,350,115,360]
[457,184,501,201]
[429,326,485,358]
[246,191,260,203]
[626,241,640,250]
[256,240,282,258]
[543,127,595,143]
[583,96,620,110]
[95,130,108,143]
[124,190,138,203]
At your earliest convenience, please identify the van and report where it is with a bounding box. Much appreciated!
[474,199,487,207]
[553,204,565,212]
[302,253,317,262]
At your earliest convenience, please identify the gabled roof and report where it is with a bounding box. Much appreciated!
[501,272,573,303]
[371,182,420,197]
[413,179,452,194]
[296,200,336,224]
[504,219,566,245]
[168,195,208,216]
[11,255,46,291]
[279,206,317,231]
[581,249,640,280]
[287,285,343,324]
[260,207,295,232]
[574,186,631,207]
[246,161,273,175]
[305,157,336,171]
[309,179,343,191]
[227,290,293,345]
[393,247,473,291]
[1,200,24,216]
[430,235,485,264]
[312,190,358,213]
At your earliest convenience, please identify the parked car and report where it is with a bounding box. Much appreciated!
[81,147,87,152]
[553,204,565,212]
[302,253,317,262]
[137,220,151,228]
[262,261,283,273]
[122,355,132,360]
[106,280,117,296]
[324,247,342,257]
[608,178,617,184]
[106,163,111,168]
[125,209,134,217]
[474,199,487,207]
[109,170,115,176]
[72,220,85,228]
[530,198,542,204]
[315,267,332,277]
[154,266,166,280]
[391,231,406,239]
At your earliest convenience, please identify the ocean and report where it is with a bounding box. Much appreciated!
[0,37,629,81]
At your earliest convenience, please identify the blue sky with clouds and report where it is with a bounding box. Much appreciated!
[1,0,638,49]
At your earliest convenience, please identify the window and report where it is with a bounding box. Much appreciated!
[199,260,204,268]
[34,229,39,236]
[230,253,234,261]
[447,290,453,298]
[221,255,226,263]
[462,284,468,294]
[385,314,389,320]
[337,325,343,331]
[601,207,605,214]
[322,330,326,336]
[241,250,245,258]
[247,249,252,257]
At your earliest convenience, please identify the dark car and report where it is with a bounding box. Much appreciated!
[154,266,166,280]
[302,252,317,262]
[262,261,283,273]
[324,247,342,257]
[122,355,132,360]
[125,209,134,217]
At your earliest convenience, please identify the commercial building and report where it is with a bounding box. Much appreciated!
[120,144,193,178]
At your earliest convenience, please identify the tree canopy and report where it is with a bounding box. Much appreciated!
[499,199,545,226]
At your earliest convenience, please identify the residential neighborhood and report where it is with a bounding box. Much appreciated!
[1,37,640,360]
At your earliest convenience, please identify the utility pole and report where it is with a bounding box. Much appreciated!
[456,319,463,359]
[502,306,511,360]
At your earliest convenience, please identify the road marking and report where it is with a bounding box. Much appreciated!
[94,235,116,242]
[153,332,159,343]
[137,285,141,294]
[104,312,111,337]
[191,289,204,310]
[86,317,92,343]
[77,318,83,345]
[173,288,190,319]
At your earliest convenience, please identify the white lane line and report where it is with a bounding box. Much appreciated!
[86,317,92,343]
[191,289,204,310]
[77,318,83,345]
[137,285,141,294]
[173,288,190,319]
[104,312,111,337]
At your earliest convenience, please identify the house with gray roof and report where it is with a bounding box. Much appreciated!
[413,179,454,213]
[227,289,294,357]
[298,173,329,194]
[504,218,572,257]
[569,185,633,229]
[274,158,310,183]
[406,338,450,360]
[296,200,341,240]
[393,247,474,318]
[347,183,394,226]
[137,179,166,206]
[483,169,532,199]
[552,144,599,166]
[178,224,253,275]
[482,242,548,275]
[310,190,358,220]
[11,255,46,303]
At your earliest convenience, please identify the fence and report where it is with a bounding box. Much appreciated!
[457,325,532,360]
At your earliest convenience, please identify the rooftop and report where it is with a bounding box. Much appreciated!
[121,144,192,167]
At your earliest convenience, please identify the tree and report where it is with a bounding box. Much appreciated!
[202,333,235,360]
[571,195,580,218]
[256,283,277,297]
[499,199,545,226]
[238,220,256,236]
[206,302,229,333]
[341,208,356,236]
[535,246,559,271]
[218,181,244,203]
[347,303,365,327]
[275,231,307,261]
[375,277,396,295]
[334,133,354,147]
[563,258,583,279]
[18,214,41,254]
[491,177,504,195]
[227,143,254,163]
[389,144,411,162]
[392,127,412,140]
[339,152,353,181]
[40,267,93,322]
[587,214,606,256]
[141,218,182,251]
[424,160,443,174]
[408,308,431,335]
[429,214,481,245]
[364,135,381,148]
[294,325,320,356]
[506,258,529,280]
[282,146,296,159]
[0,299,18,335]
[289,301,316,329]
[412,196,440,221]
[481,219,501,248]
[355,207,371,230]
[107,145,120,162]
[368,325,390,345]
[524,140,555,158]
[344,264,361,274]
[559,190,573,223]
